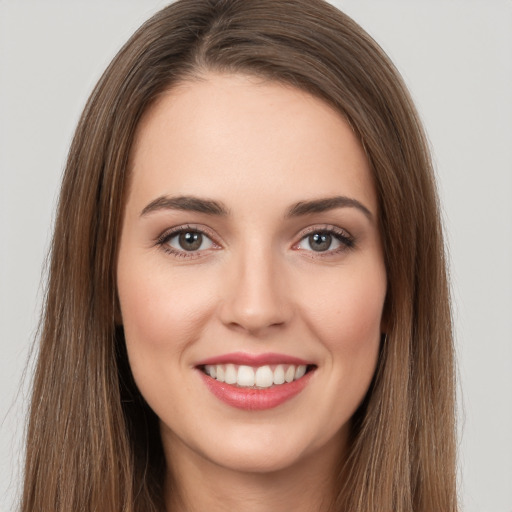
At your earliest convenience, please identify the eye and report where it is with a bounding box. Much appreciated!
[158,227,217,256]
[295,228,354,254]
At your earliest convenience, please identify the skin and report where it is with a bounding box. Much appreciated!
[117,73,387,512]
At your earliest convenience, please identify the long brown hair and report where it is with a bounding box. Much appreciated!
[21,1,457,510]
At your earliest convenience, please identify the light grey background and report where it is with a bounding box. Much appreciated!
[1,1,511,511]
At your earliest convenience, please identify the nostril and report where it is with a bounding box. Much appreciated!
[223,314,288,336]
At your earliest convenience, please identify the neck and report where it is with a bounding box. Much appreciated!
[163,431,346,512]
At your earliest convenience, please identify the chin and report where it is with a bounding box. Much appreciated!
[211,443,306,474]
[175,420,348,477]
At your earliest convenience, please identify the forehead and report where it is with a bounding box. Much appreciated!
[128,73,376,215]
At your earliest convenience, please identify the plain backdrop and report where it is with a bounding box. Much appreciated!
[1,1,511,511]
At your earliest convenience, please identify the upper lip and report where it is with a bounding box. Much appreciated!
[195,352,314,367]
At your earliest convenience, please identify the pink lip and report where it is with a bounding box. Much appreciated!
[195,352,312,367]
[195,352,316,411]
[198,371,314,410]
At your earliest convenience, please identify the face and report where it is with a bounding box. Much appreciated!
[117,73,387,476]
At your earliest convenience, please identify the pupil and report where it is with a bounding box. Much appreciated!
[309,232,331,252]
[179,232,202,251]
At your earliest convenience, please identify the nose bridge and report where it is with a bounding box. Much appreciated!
[219,237,291,333]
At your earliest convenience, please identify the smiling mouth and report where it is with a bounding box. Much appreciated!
[200,363,316,389]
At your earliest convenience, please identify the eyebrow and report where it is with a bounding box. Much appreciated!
[140,195,229,217]
[285,196,373,220]
[140,194,372,220]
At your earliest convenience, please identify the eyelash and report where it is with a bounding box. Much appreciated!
[156,224,219,259]
[294,225,356,257]
[155,224,356,259]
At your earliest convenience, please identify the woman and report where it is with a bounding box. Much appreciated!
[21,0,457,511]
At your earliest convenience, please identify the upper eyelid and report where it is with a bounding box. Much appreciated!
[294,224,353,240]
[156,224,220,245]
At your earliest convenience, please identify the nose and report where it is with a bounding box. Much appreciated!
[218,245,293,336]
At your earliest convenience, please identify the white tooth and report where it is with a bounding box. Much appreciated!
[295,365,306,379]
[285,365,295,383]
[255,366,274,388]
[205,365,216,378]
[237,365,255,387]
[216,365,225,382]
[225,364,237,384]
[273,365,285,385]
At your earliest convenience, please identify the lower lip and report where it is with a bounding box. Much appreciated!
[198,369,315,411]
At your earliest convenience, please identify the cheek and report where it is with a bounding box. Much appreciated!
[117,256,217,368]
[297,258,386,377]
[117,256,222,419]
[305,264,384,334]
